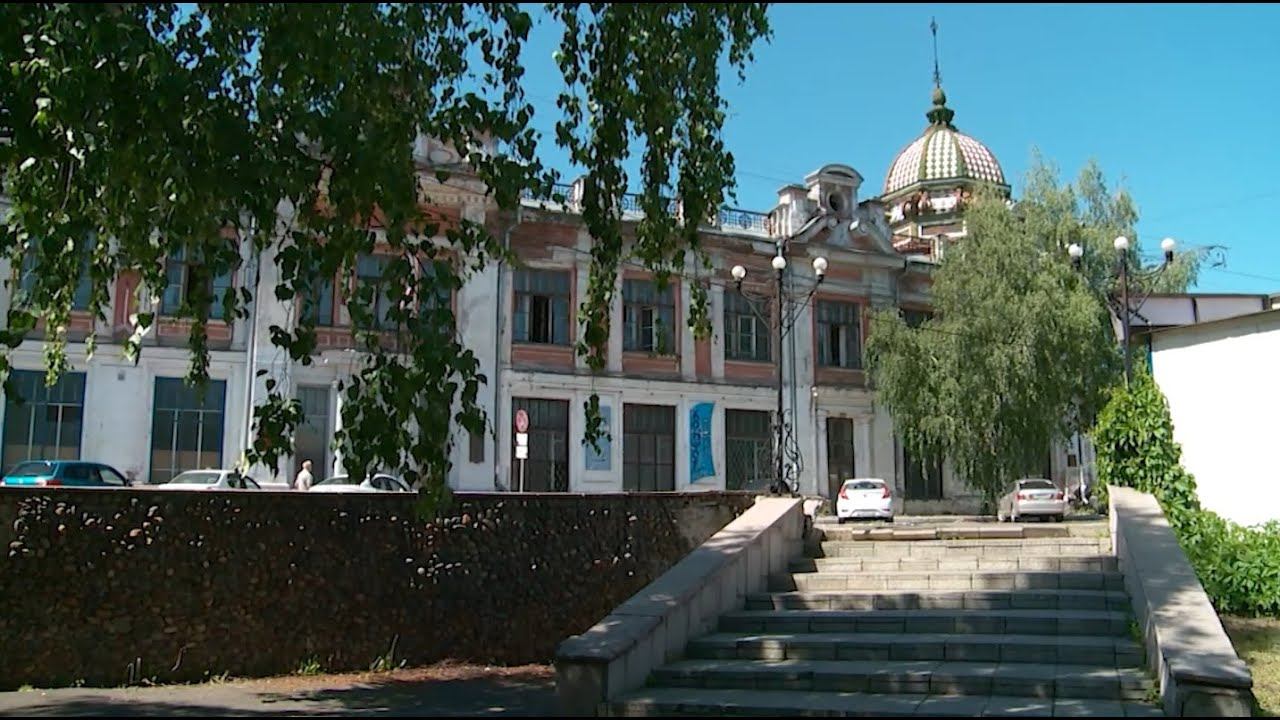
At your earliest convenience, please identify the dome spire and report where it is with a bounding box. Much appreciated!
[926,17,955,127]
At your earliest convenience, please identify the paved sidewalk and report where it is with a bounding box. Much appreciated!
[0,664,556,717]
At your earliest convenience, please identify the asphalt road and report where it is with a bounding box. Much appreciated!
[0,665,557,717]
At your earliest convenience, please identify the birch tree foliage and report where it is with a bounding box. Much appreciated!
[0,3,770,493]
[865,158,1196,511]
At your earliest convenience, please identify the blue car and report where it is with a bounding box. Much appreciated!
[1,460,132,488]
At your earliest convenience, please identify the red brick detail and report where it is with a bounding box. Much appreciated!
[822,265,864,284]
[512,344,575,372]
[724,359,776,383]
[695,337,712,379]
[156,315,234,345]
[815,367,867,387]
[114,271,139,330]
[510,223,579,261]
[316,327,356,350]
[622,353,681,379]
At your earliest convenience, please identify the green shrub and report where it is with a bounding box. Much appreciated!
[295,657,323,677]
[1094,369,1280,616]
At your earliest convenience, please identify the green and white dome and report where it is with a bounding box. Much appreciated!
[883,86,1006,199]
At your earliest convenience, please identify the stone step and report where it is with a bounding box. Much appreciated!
[685,632,1145,667]
[651,658,1153,701]
[791,554,1119,574]
[718,608,1130,637]
[778,570,1126,593]
[605,687,1164,717]
[747,589,1132,612]
[819,538,1112,559]
[819,522,1109,543]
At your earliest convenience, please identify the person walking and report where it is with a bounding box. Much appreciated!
[295,459,314,492]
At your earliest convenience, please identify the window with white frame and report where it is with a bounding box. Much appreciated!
[1,370,85,473]
[294,385,332,476]
[162,248,234,320]
[149,378,226,484]
[725,409,773,492]
[724,290,771,362]
[623,279,675,354]
[816,299,862,369]
[513,269,571,345]
[903,441,943,500]
[17,251,93,311]
[302,274,337,327]
[355,254,394,329]
[510,397,569,492]
[623,404,675,492]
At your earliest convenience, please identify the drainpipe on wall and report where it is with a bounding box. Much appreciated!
[492,204,522,491]
[239,223,262,478]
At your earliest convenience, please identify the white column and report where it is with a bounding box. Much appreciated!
[0,255,11,326]
[710,283,726,380]
[331,379,344,477]
[575,262,591,373]
[815,411,829,498]
[712,401,727,491]
[679,280,696,381]
[871,404,897,490]
[454,255,499,491]
[855,417,874,478]
[791,277,820,496]
[675,398,691,490]
[607,272,623,373]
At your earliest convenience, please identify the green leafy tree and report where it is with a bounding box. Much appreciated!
[0,4,769,493]
[1091,366,1201,522]
[1094,368,1280,615]
[865,157,1192,512]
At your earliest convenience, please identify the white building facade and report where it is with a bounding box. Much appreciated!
[1,85,1086,511]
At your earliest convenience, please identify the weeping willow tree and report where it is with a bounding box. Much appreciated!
[0,3,770,497]
[865,157,1198,512]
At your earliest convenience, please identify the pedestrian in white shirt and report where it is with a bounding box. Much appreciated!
[295,459,314,491]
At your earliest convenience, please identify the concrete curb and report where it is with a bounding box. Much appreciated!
[1108,485,1255,716]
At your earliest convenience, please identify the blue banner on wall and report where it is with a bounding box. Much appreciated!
[690,402,715,482]
[584,404,612,471]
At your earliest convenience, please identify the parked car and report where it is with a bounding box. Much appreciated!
[309,473,412,494]
[997,478,1067,523]
[1,460,131,488]
[835,478,894,523]
[155,469,262,491]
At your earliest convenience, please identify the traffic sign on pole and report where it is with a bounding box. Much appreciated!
[515,409,530,433]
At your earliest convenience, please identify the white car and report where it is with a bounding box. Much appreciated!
[835,478,894,523]
[997,478,1067,522]
[309,473,412,494]
[156,469,262,491]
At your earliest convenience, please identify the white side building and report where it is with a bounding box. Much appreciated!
[1149,306,1280,527]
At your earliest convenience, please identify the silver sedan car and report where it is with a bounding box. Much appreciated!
[309,473,412,494]
[997,478,1067,523]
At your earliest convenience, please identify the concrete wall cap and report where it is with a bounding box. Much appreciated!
[1109,485,1255,693]
[555,496,802,665]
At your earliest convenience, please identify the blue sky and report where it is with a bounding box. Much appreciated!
[516,4,1280,294]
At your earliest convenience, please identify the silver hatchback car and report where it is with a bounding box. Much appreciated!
[997,478,1067,523]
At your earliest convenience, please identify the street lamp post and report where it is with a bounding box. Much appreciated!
[1068,236,1176,385]
[731,244,827,495]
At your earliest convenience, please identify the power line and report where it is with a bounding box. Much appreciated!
[1140,189,1280,226]
[1201,266,1280,286]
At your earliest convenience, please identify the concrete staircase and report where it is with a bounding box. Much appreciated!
[606,519,1165,717]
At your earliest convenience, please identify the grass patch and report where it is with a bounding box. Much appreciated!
[295,657,323,677]
[1223,615,1280,716]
